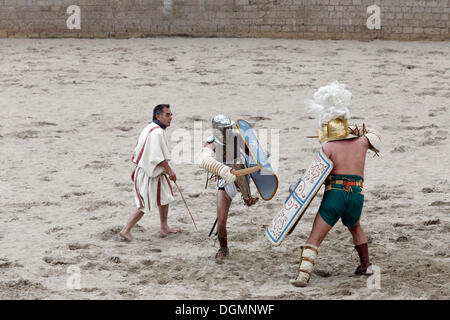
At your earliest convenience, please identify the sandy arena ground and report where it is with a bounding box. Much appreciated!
[0,37,449,300]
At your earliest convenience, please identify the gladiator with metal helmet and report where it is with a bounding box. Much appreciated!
[197,114,278,259]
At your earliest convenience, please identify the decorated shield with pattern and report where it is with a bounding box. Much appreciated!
[265,149,333,246]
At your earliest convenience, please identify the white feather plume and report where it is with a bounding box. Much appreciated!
[304,81,352,128]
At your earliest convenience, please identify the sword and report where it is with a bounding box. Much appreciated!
[231,166,260,176]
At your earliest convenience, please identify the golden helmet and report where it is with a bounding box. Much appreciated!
[318,116,358,144]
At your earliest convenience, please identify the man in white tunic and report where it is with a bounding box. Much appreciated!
[120,104,178,241]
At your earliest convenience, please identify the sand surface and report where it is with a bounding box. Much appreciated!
[0,37,449,300]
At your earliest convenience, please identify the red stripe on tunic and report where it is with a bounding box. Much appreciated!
[157,176,161,206]
[134,167,144,209]
[134,125,161,165]
[163,174,174,196]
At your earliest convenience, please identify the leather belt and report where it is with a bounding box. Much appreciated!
[325,178,364,194]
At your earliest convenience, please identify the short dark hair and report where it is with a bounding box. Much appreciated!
[153,104,170,120]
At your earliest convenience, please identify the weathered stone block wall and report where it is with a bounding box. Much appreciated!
[0,0,448,40]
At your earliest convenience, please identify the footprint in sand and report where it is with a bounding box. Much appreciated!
[314,269,332,278]
[249,116,271,121]
[68,243,92,250]
[421,187,442,194]
[186,115,204,122]
[391,145,409,153]
[114,126,133,132]
[114,182,128,188]
[45,226,64,234]
[0,258,13,269]
[83,161,112,169]
[430,201,450,207]
[136,278,150,285]
[393,223,414,228]
[43,256,72,265]
[177,217,188,224]
[1,279,46,291]
[110,256,121,263]
[419,136,447,146]
[392,203,411,209]
[100,226,123,241]
[140,259,154,266]
[157,277,171,285]
[188,193,200,198]
[32,121,57,127]
[83,200,124,212]
[395,235,408,242]
[423,219,441,226]
[61,191,92,199]
[370,191,390,201]
[81,287,99,293]
[431,106,447,112]
[15,130,39,139]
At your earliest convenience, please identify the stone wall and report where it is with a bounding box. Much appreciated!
[0,0,448,40]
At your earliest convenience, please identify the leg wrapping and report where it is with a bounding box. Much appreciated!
[290,244,319,287]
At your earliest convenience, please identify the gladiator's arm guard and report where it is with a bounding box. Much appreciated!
[349,124,381,154]
[196,147,236,184]
[365,129,381,154]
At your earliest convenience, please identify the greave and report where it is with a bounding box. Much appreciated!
[290,244,319,287]
[354,243,373,275]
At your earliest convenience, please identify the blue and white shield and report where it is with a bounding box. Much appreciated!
[265,149,333,246]
[236,119,278,201]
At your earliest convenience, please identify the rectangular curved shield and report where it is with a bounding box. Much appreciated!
[265,149,333,246]
[236,119,278,201]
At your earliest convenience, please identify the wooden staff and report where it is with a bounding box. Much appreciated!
[174,181,198,232]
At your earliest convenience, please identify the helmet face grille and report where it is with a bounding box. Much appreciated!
[212,114,234,129]
[211,114,235,150]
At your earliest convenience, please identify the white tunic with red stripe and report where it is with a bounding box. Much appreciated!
[132,122,174,213]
